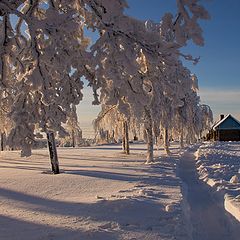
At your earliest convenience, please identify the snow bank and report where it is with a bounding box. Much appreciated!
[196,142,240,222]
[225,194,240,222]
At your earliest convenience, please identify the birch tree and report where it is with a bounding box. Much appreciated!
[0,0,211,166]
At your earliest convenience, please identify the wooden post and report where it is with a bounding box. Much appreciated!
[47,132,60,174]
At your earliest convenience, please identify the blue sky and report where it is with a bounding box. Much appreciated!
[77,0,240,135]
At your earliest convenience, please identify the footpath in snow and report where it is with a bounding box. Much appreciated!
[179,144,240,240]
[0,143,190,240]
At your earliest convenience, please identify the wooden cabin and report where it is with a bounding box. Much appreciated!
[207,114,240,141]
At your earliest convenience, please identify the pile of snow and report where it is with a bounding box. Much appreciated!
[0,143,191,240]
[196,142,240,222]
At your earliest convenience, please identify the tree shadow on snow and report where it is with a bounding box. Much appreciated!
[0,214,117,240]
[0,187,176,240]
[64,169,146,182]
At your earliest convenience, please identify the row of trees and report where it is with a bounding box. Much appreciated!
[93,75,213,162]
[0,0,212,172]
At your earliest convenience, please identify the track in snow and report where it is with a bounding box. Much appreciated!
[179,149,240,240]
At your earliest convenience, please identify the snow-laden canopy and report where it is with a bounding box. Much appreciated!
[0,0,212,157]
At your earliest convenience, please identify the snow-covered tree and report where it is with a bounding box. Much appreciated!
[63,105,82,147]
[0,0,211,166]
[93,105,131,153]
[0,87,14,151]
[0,1,91,157]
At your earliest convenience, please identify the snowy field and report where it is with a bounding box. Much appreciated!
[0,143,191,240]
[1,142,240,240]
[196,142,240,222]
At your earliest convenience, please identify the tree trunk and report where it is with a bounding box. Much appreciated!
[186,133,191,145]
[112,129,115,142]
[164,128,170,155]
[72,129,75,147]
[179,123,184,148]
[180,129,184,148]
[124,121,130,155]
[146,128,154,163]
[0,132,4,151]
[133,128,137,141]
[47,132,60,174]
[199,130,202,142]
[122,122,126,152]
[106,130,109,143]
[122,121,129,154]
[145,109,154,163]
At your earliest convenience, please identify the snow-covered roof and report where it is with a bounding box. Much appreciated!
[213,114,240,130]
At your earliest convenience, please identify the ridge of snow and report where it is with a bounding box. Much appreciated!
[225,194,240,222]
[196,142,240,222]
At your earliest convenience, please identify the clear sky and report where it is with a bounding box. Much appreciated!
[77,0,240,136]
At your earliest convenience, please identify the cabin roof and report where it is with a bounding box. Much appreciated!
[213,114,240,130]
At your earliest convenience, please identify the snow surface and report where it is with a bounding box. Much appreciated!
[179,145,240,240]
[195,142,240,222]
[0,143,191,240]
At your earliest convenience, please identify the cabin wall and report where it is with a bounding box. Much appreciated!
[215,129,240,141]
